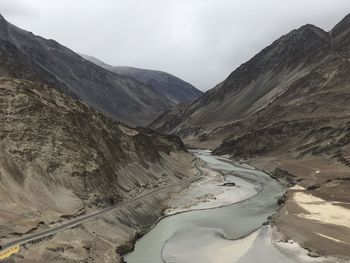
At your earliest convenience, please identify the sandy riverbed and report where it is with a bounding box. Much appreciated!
[164,164,257,215]
[160,153,340,263]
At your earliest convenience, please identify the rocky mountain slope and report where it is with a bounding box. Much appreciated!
[151,13,350,258]
[82,54,203,104]
[0,22,198,261]
[152,14,350,159]
[0,76,197,262]
[0,14,174,127]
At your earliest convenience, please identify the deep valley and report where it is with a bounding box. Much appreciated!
[0,7,350,263]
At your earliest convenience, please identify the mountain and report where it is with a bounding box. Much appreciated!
[0,76,197,261]
[82,54,203,104]
[0,14,200,261]
[151,13,350,257]
[152,14,350,158]
[0,14,174,127]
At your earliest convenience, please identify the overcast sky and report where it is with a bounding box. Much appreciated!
[1,0,349,90]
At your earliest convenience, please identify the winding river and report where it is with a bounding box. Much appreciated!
[125,150,300,263]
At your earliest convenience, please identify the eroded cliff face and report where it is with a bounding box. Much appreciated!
[0,77,197,262]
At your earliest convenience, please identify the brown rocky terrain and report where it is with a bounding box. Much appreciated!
[151,13,350,259]
[0,13,206,262]
[0,77,198,262]
[1,8,350,262]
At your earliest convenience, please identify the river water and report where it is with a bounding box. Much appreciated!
[125,150,298,263]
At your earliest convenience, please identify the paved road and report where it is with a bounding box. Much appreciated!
[0,159,204,252]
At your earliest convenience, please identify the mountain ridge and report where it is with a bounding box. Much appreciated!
[82,54,203,104]
[0,76,197,262]
[150,13,350,258]
[151,14,349,140]
[0,14,174,127]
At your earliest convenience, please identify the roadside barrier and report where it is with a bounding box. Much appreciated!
[0,245,19,260]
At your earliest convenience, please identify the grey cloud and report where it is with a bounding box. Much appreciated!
[1,0,350,90]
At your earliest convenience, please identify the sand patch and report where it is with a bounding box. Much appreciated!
[294,192,350,229]
[162,228,259,263]
[165,165,257,215]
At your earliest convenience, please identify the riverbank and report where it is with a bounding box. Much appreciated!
[173,225,331,263]
[125,150,328,263]
[147,150,346,263]
[248,155,350,262]
[4,152,200,263]
[164,158,258,215]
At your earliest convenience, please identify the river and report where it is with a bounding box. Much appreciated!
[125,150,306,263]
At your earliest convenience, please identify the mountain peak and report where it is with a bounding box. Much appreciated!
[295,23,327,37]
[271,23,328,50]
[271,23,329,56]
[299,23,318,30]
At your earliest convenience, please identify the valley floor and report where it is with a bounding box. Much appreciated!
[2,152,349,262]
[125,150,341,263]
